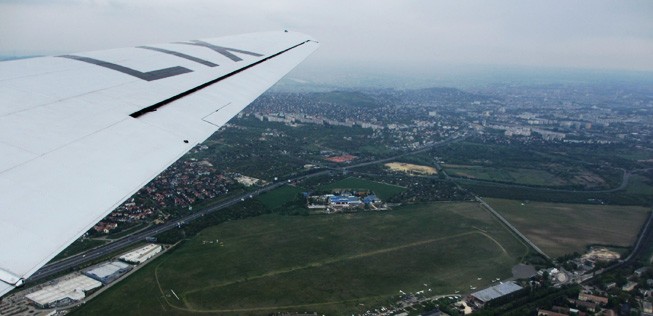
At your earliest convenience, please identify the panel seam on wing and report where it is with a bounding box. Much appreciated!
[0,118,130,176]
[0,79,141,119]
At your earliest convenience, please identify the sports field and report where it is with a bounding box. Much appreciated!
[73,202,526,315]
[486,198,650,258]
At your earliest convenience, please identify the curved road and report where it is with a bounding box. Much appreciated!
[444,167,652,194]
[581,209,653,283]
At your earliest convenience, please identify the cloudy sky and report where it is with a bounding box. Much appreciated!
[1,0,652,74]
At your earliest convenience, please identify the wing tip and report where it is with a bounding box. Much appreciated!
[282,30,319,44]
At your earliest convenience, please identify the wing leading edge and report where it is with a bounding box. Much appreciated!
[0,31,319,296]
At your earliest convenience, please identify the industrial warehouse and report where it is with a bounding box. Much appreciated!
[119,244,162,264]
[470,281,523,306]
[83,261,132,284]
[2,244,165,312]
[25,275,101,308]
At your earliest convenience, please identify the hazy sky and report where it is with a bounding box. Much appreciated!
[1,0,652,73]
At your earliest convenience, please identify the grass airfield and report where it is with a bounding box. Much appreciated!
[73,202,526,315]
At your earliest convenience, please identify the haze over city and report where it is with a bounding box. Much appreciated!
[1,1,653,315]
[2,0,652,74]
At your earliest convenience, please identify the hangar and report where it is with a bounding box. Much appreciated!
[470,281,523,305]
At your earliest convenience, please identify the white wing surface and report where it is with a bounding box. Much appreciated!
[0,31,318,296]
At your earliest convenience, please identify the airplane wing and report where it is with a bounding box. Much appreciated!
[0,31,319,296]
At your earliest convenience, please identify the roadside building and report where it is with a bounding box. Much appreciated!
[119,244,162,264]
[578,293,608,305]
[568,298,597,312]
[83,261,132,284]
[422,308,441,316]
[635,267,649,278]
[537,309,568,316]
[622,281,638,292]
[363,194,380,204]
[25,275,101,308]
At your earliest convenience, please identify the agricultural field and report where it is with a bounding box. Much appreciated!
[319,176,406,200]
[443,164,584,187]
[486,198,650,258]
[73,202,526,315]
[434,141,628,189]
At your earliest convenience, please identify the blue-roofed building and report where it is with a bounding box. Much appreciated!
[363,194,379,204]
[329,196,349,204]
[328,195,362,206]
[83,261,132,284]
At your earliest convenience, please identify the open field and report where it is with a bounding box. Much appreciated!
[444,164,568,187]
[73,202,526,315]
[256,185,305,210]
[319,176,406,200]
[385,162,437,175]
[461,180,651,206]
[434,141,629,188]
[625,174,653,196]
[486,198,650,258]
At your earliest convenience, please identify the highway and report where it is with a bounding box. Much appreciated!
[26,133,466,284]
[27,169,330,284]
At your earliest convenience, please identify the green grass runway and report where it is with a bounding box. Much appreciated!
[73,202,526,315]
